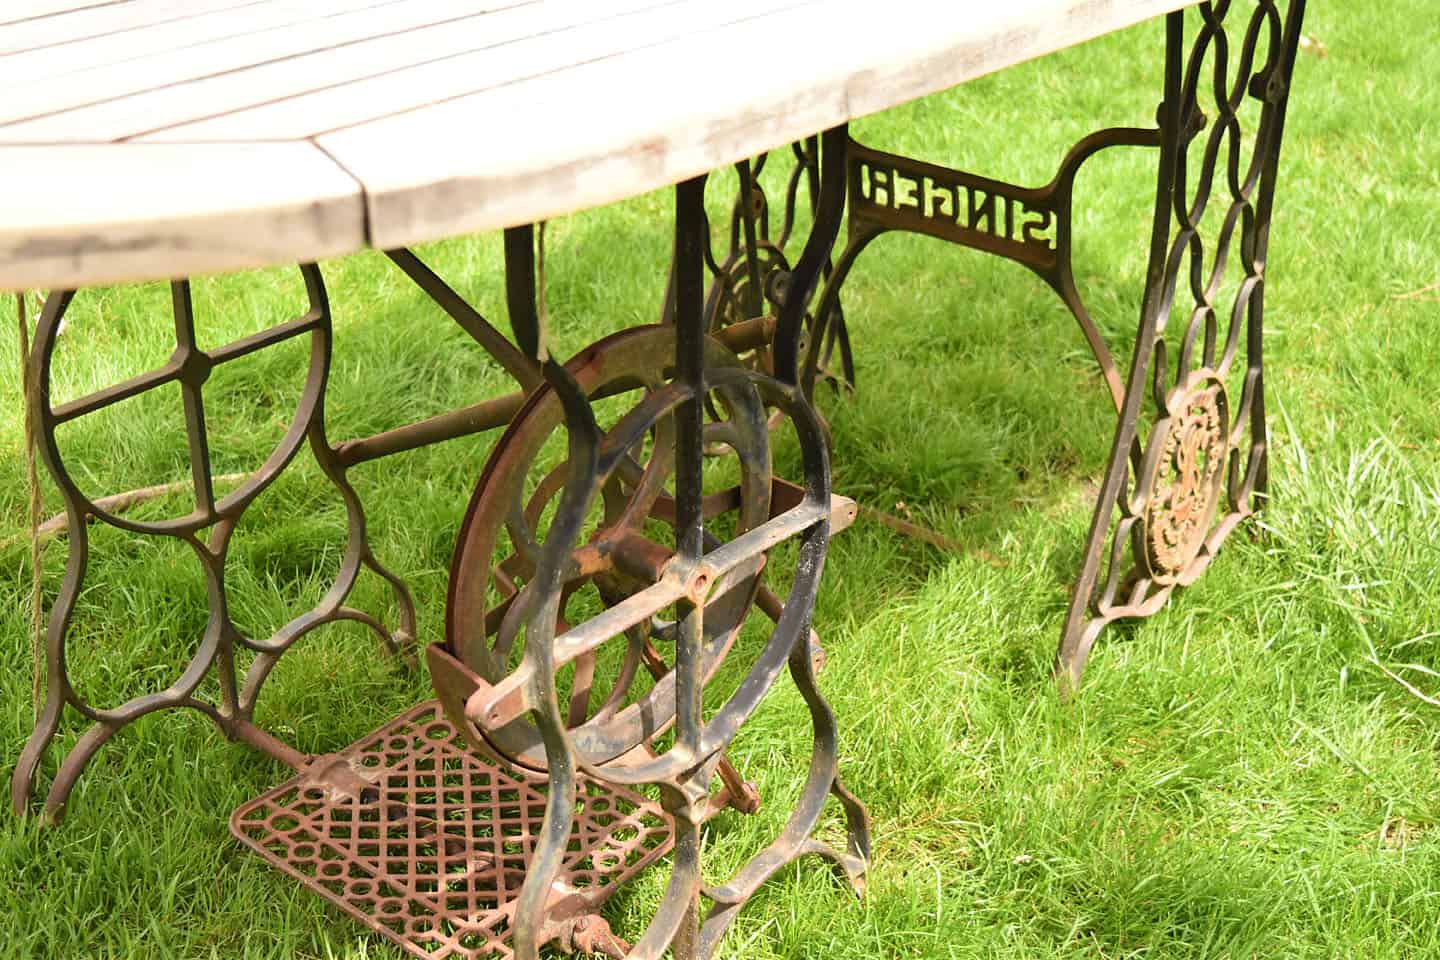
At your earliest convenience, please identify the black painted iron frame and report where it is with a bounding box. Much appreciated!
[807,0,1307,692]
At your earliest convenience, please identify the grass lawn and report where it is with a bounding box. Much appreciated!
[4,3,1440,957]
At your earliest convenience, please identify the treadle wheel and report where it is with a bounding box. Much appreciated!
[439,325,779,772]
[704,241,789,377]
[707,146,854,405]
[705,240,851,416]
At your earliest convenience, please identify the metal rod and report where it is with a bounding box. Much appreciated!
[773,125,848,385]
[228,718,309,770]
[385,247,540,390]
[334,390,526,467]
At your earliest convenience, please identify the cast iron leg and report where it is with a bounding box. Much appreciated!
[1056,0,1306,691]
[11,247,566,822]
[803,0,1306,692]
[11,267,422,822]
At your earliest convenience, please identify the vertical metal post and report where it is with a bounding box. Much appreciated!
[670,174,709,958]
[1053,11,1185,692]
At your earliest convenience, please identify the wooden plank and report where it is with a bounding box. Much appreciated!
[0,0,265,55]
[0,0,1196,288]
[0,0,533,122]
[320,0,1191,250]
[0,2,130,28]
[0,0,675,141]
[0,0,407,88]
[0,142,363,290]
[843,0,1193,121]
[137,0,779,143]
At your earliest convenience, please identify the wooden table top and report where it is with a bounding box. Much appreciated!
[0,0,1190,290]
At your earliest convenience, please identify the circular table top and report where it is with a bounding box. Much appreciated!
[0,0,1189,291]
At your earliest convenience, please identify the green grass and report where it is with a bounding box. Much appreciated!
[5,4,1440,957]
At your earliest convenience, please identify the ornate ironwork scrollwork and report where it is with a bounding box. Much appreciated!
[695,140,855,399]
[1140,373,1230,582]
[1056,0,1307,689]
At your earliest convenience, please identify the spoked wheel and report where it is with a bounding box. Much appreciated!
[432,324,843,795]
[704,241,787,377]
[705,145,856,405]
[701,244,848,636]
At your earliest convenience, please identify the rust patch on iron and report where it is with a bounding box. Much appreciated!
[231,701,671,959]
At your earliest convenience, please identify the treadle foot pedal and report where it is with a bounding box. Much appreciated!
[231,701,673,959]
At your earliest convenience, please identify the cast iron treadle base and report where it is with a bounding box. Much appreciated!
[231,701,674,959]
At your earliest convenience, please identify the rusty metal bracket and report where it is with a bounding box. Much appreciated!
[810,125,1162,408]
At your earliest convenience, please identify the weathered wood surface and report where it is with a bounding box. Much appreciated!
[0,0,1192,289]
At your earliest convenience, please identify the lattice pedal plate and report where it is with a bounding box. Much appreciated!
[231,701,673,959]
